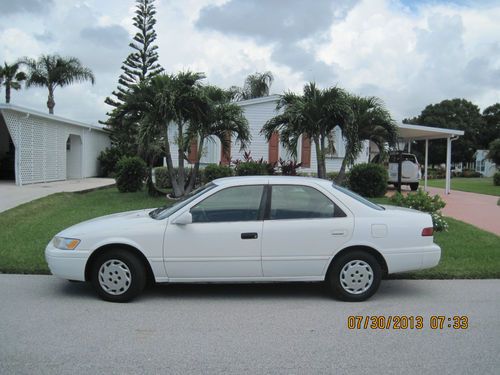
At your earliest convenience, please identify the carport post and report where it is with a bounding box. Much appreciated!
[445,136,451,195]
[424,139,428,191]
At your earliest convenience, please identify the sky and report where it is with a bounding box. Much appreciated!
[0,0,499,125]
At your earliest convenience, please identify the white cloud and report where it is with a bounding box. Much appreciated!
[0,0,498,126]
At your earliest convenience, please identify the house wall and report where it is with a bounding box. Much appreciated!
[0,108,110,185]
[167,97,370,174]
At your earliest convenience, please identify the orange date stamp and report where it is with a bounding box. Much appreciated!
[347,315,469,330]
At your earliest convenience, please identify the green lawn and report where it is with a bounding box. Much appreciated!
[0,188,499,278]
[0,188,170,274]
[426,177,500,196]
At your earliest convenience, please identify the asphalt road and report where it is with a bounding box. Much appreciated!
[0,275,499,375]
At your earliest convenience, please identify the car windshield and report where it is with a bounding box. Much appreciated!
[332,184,385,211]
[149,182,217,220]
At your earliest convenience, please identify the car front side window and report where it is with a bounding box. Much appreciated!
[270,185,345,220]
[190,185,264,223]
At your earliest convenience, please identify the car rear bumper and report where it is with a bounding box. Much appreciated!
[385,244,441,274]
[45,242,90,281]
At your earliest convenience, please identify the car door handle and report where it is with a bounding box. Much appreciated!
[331,230,347,236]
[241,232,258,240]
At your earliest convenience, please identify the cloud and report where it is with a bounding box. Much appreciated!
[1,0,499,127]
[0,0,53,15]
[196,0,358,83]
[80,25,129,49]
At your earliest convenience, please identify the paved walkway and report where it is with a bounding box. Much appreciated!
[0,178,115,213]
[425,187,500,235]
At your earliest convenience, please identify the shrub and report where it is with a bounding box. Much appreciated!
[234,161,270,176]
[233,151,276,176]
[97,147,122,177]
[115,156,147,193]
[460,170,481,178]
[326,172,339,180]
[494,172,500,186]
[347,163,388,198]
[202,164,233,183]
[389,189,448,231]
[153,166,171,189]
[279,159,302,176]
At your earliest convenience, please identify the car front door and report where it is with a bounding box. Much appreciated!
[261,184,354,278]
[164,184,265,279]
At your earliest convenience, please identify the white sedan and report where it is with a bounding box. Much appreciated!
[45,176,441,302]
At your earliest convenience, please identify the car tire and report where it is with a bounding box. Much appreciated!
[326,250,382,302]
[90,249,147,303]
[410,183,419,191]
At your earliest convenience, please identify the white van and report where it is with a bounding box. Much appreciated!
[388,153,421,191]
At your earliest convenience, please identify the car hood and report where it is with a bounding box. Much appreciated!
[56,209,156,238]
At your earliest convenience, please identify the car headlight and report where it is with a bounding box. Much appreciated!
[53,236,81,250]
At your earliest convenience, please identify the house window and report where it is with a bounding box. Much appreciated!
[66,138,71,151]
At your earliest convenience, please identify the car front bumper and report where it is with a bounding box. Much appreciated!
[45,242,90,281]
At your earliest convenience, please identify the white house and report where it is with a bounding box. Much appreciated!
[474,149,497,177]
[168,95,369,173]
[0,104,110,186]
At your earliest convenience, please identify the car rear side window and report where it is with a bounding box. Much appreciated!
[191,185,264,223]
[269,185,346,220]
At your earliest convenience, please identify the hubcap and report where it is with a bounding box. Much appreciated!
[340,260,373,295]
[98,259,132,295]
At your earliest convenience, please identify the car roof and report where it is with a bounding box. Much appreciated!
[212,175,333,187]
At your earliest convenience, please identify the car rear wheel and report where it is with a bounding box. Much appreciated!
[327,250,382,302]
[410,183,419,191]
[90,250,147,302]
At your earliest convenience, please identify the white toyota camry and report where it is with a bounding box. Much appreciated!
[46,176,441,302]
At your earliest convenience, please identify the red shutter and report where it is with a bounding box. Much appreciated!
[268,132,279,163]
[301,135,311,168]
[220,133,231,165]
[188,139,198,164]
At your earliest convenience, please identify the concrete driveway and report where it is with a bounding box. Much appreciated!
[0,178,115,213]
[0,275,498,374]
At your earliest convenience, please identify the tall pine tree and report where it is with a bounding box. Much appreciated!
[103,0,163,155]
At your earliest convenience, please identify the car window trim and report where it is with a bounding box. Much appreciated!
[266,184,346,221]
[189,184,266,224]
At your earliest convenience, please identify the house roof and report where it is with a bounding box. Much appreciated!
[234,94,280,107]
[397,123,464,141]
[0,103,108,132]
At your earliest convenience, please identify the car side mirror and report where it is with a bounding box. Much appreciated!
[172,211,192,225]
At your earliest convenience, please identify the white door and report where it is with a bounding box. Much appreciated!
[164,185,265,279]
[262,185,354,278]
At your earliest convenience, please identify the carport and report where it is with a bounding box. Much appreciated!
[396,123,464,194]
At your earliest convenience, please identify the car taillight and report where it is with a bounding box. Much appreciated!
[421,227,433,236]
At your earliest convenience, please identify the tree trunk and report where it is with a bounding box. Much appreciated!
[5,84,10,104]
[335,157,349,185]
[186,137,204,194]
[164,131,182,197]
[176,122,186,196]
[313,136,324,178]
[47,87,55,114]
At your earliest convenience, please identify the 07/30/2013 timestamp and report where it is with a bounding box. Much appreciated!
[347,315,469,330]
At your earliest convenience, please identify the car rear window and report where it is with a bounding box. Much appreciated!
[332,184,384,211]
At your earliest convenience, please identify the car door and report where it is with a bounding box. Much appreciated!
[261,184,354,278]
[164,184,266,279]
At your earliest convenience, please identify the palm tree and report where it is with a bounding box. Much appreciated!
[231,71,274,101]
[184,85,250,191]
[335,95,397,184]
[261,83,351,179]
[0,62,27,103]
[124,72,207,197]
[21,54,95,114]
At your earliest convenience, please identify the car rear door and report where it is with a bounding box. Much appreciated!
[261,184,354,278]
[163,184,266,279]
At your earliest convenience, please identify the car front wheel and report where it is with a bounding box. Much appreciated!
[327,250,382,302]
[90,250,147,302]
